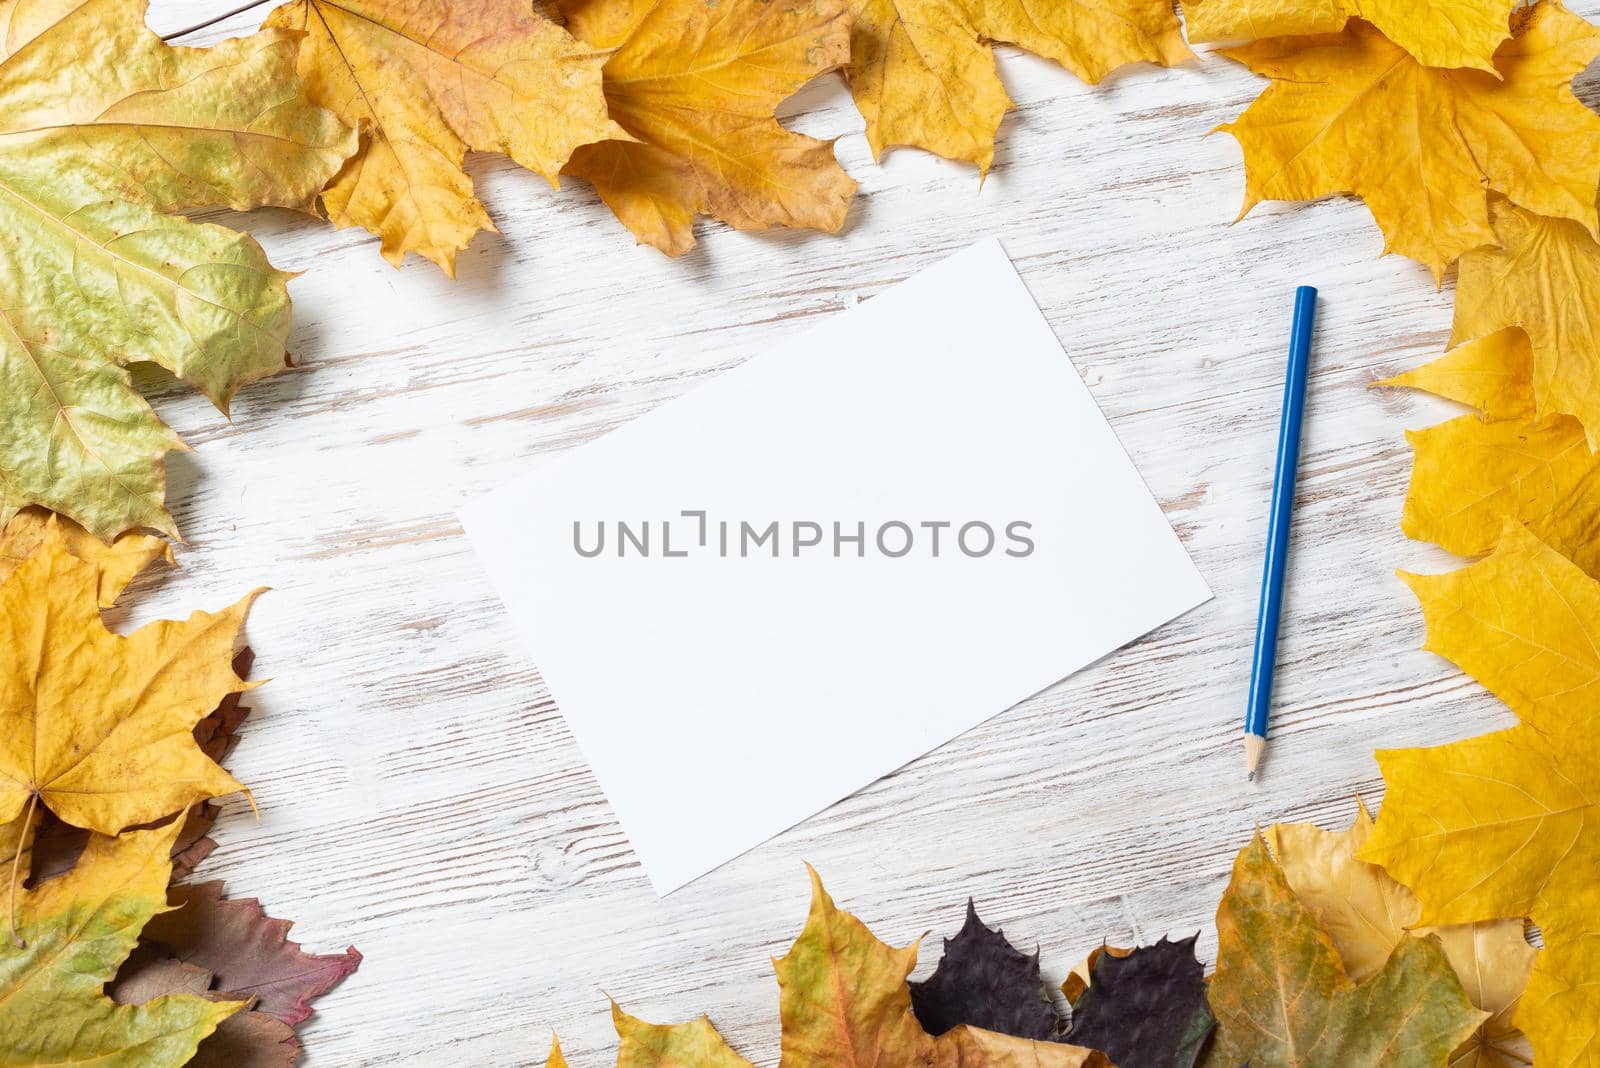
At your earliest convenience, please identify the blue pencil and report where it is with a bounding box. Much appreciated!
[1245,286,1318,781]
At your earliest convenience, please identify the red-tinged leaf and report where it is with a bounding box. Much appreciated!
[140,881,361,1026]
[112,946,300,1067]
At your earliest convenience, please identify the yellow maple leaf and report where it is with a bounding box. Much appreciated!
[558,0,856,257]
[1518,934,1600,1068]
[843,0,1191,174]
[1268,802,1536,1067]
[612,1001,753,1067]
[1398,523,1599,729]
[1453,196,1600,447]
[0,0,355,541]
[0,819,242,1064]
[1377,328,1536,423]
[774,867,1108,1066]
[0,507,169,608]
[1361,723,1600,1067]
[263,0,624,276]
[1401,412,1600,578]
[1184,0,1516,72]
[1206,833,1485,1066]
[1219,1,1600,282]
[0,520,256,837]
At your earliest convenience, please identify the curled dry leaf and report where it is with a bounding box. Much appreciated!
[263,0,624,276]
[844,0,1190,173]
[1183,0,1516,72]
[1268,803,1536,1067]
[910,900,1058,1041]
[1218,0,1600,283]
[1060,944,1131,1007]
[1204,834,1484,1066]
[0,820,242,1065]
[0,520,256,837]
[1063,937,1214,1068]
[0,0,355,540]
[559,0,856,256]
[1453,197,1600,447]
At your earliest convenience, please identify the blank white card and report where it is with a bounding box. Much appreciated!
[463,238,1210,893]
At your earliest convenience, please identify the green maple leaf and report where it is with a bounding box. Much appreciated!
[0,0,353,539]
[1204,834,1486,1067]
[0,820,242,1065]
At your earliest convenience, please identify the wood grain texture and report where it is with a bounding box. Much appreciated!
[116,4,1596,1063]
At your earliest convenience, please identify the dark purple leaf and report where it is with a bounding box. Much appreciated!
[910,900,1059,1040]
[1064,935,1214,1068]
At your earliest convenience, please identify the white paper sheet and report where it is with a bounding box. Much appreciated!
[462,238,1210,893]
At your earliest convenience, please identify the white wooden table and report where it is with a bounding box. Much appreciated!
[125,4,1577,1063]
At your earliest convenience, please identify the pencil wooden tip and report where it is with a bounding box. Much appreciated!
[1244,734,1265,782]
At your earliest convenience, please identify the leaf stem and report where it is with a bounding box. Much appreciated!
[7,792,37,949]
[159,0,276,41]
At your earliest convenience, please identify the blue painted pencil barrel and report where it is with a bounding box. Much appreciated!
[1245,286,1317,741]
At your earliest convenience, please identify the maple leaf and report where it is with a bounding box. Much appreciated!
[0,819,242,1065]
[1183,0,1516,72]
[1452,196,1600,446]
[1218,1,1600,283]
[0,0,355,540]
[1062,937,1215,1068]
[9,647,257,889]
[910,900,1059,1041]
[111,949,300,1068]
[842,0,1190,174]
[0,521,256,839]
[1377,327,1535,424]
[1402,413,1600,578]
[557,0,856,256]
[774,867,1109,1067]
[547,1036,568,1068]
[262,0,623,276]
[0,506,169,608]
[1360,722,1597,942]
[1398,523,1599,729]
[1517,934,1600,1068]
[1204,833,1484,1066]
[139,880,362,1027]
[1267,803,1536,1067]
[1360,723,1600,1066]
[611,1001,754,1066]
[1060,944,1131,1006]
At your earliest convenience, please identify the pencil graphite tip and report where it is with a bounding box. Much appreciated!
[1246,770,1255,782]
[1244,733,1265,781]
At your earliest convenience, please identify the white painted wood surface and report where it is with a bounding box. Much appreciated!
[116,4,1595,1063]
